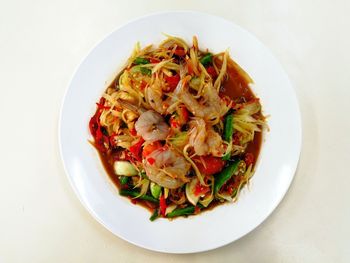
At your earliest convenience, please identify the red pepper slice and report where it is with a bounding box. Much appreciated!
[89,115,100,137]
[94,128,109,153]
[129,138,145,162]
[159,195,167,217]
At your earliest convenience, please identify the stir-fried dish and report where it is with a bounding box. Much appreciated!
[89,35,266,220]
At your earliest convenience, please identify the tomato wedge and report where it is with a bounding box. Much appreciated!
[194,156,225,175]
[174,47,186,56]
[206,66,217,78]
[165,74,180,91]
[142,141,162,157]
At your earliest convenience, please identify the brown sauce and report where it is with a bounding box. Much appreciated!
[95,61,263,214]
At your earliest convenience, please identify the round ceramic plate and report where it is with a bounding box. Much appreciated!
[59,11,301,253]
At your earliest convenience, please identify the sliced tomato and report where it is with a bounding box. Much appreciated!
[142,141,162,157]
[206,66,217,78]
[194,156,225,175]
[165,74,180,91]
[194,181,210,196]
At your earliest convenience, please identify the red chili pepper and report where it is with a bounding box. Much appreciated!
[165,74,180,91]
[89,98,106,137]
[89,100,111,153]
[94,128,109,153]
[159,195,167,217]
[174,47,186,56]
[129,138,145,162]
[147,157,155,165]
[194,156,225,175]
[96,97,111,110]
[96,103,110,110]
[89,115,99,137]
[206,66,217,78]
[244,153,255,166]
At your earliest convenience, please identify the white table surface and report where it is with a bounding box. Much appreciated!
[1,1,349,262]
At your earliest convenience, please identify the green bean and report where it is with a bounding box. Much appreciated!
[119,189,159,203]
[149,209,159,221]
[200,53,213,66]
[139,67,152,76]
[222,113,234,160]
[134,57,150,65]
[214,160,240,194]
[119,176,129,185]
[223,113,234,142]
[131,66,152,76]
[166,206,195,218]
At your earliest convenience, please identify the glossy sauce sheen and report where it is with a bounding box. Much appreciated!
[96,62,262,212]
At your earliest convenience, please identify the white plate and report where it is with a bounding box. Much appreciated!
[59,11,301,253]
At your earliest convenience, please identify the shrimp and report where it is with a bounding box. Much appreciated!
[145,85,165,114]
[135,110,170,142]
[189,118,225,156]
[179,82,229,124]
[144,147,191,189]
